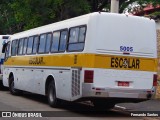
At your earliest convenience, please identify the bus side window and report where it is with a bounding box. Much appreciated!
[38,34,46,53]
[32,36,39,54]
[45,33,52,53]
[51,31,60,52]
[69,28,79,43]
[67,26,86,51]
[22,38,28,55]
[79,27,86,42]
[11,39,18,56]
[59,30,68,52]
[4,42,10,60]
[17,38,24,55]
[27,36,34,54]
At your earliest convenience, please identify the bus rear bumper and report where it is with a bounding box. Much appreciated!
[82,83,156,99]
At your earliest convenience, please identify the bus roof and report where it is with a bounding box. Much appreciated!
[11,12,154,40]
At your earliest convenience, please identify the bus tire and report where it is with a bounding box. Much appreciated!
[48,80,60,107]
[9,76,22,95]
[0,80,4,90]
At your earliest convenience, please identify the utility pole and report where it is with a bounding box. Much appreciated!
[110,0,119,13]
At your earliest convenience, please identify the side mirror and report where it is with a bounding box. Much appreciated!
[2,43,7,53]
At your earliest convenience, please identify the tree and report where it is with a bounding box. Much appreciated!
[87,0,160,13]
[0,0,159,34]
[3,0,90,33]
[0,0,17,34]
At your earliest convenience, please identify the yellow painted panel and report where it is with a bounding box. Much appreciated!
[4,54,157,72]
[94,55,157,72]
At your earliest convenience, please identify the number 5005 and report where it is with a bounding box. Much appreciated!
[120,46,133,52]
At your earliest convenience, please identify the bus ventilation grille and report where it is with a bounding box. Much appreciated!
[72,69,80,97]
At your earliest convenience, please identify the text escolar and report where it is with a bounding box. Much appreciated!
[111,57,140,69]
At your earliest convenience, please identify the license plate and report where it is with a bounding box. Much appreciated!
[118,81,129,87]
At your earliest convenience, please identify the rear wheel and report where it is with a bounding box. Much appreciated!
[48,80,60,107]
[0,80,4,90]
[9,76,22,95]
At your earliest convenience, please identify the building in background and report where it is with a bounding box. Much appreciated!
[133,4,160,28]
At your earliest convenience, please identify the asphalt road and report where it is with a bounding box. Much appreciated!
[0,87,146,120]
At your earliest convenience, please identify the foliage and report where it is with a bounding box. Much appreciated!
[0,0,16,34]
[0,0,90,34]
[0,0,159,34]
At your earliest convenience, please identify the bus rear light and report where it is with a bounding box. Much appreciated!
[84,70,94,83]
[153,74,157,87]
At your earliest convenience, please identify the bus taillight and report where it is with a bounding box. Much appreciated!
[153,74,157,87]
[84,70,94,83]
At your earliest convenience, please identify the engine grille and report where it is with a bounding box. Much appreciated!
[71,69,80,97]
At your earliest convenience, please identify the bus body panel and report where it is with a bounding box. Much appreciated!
[93,68,154,89]
[87,13,157,58]
[83,13,157,93]
[0,35,10,81]
[3,66,75,100]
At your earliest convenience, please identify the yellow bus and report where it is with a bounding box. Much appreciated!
[2,12,157,109]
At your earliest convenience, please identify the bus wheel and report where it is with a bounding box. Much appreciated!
[0,80,5,90]
[9,76,22,95]
[48,81,60,107]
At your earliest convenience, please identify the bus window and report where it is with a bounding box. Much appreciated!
[45,33,52,53]
[32,36,39,54]
[69,28,79,43]
[17,38,24,55]
[67,26,86,51]
[38,34,46,53]
[51,31,60,52]
[79,27,86,42]
[59,30,68,52]
[4,41,10,60]
[27,37,34,54]
[22,38,28,55]
[11,40,18,56]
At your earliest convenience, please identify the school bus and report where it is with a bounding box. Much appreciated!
[2,12,157,109]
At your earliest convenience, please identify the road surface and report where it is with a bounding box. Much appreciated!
[0,88,147,120]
